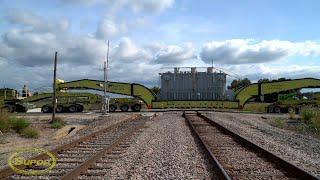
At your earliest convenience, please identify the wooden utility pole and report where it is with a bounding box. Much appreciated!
[51,52,58,123]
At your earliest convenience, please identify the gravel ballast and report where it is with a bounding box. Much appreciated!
[0,113,133,170]
[204,112,320,178]
[108,112,216,179]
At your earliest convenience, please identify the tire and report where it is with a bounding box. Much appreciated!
[75,104,84,112]
[273,106,281,113]
[68,105,77,113]
[56,105,64,113]
[3,105,14,113]
[15,104,28,113]
[288,106,295,114]
[131,104,141,112]
[109,105,116,112]
[41,105,52,113]
[120,105,129,112]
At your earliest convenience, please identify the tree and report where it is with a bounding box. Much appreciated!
[150,86,161,95]
[230,80,239,89]
[229,78,251,90]
[258,78,270,83]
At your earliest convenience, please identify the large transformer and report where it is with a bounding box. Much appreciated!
[159,67,227,100]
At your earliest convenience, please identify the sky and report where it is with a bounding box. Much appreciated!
[1,0,320,91]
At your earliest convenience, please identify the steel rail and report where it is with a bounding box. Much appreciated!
[197,112,318,179]
[184,111,319,180]
[61,121,145,179]
[183,111,231,180]
[0,114,140,179]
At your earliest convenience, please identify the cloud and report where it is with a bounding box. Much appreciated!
[129,0,175,13]
[0,17,193,89]
[200,39,320,64]
[111,37,152,62]
[153,42,197,65]
[0,29,108,66]
[95,19,120,39]
[60,0,174,13]
[7,10,69,32]
[221,63,320,82]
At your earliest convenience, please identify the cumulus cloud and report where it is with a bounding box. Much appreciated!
[7,10,69,32]
[153,43,197,65]
[129,0,175,13]
[200,39,320,64]
[0,29,108,66]
[60,0,174,13]
[0,9,194,89]
[111,37,152,62]
[95,19,120,39]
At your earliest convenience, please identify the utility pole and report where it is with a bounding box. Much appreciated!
[51,51,58,123]
[103,40,110,114]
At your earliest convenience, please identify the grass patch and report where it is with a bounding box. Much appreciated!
[293,108,320,138]
[301,108,316,124]
[51,117,66,129]
[21,127,38,138]
[0,110,12,133]
[270,117,285,129]
[11,117,30,133]
[0,110,37,138]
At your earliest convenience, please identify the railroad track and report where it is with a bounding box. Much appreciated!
[183,111,318,180]
[0,114,150,179]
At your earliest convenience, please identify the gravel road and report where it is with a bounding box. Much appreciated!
[108,112,217,179]
[203,111,320,178]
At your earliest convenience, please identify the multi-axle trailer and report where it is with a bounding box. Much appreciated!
[2,78,320,113]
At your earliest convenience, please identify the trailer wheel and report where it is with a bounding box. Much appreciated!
[75,104,84,112]
[288,106,295,114]
[131,104,141,112]
[3,105,14,113]
[273,106,281,113]
[68,105,77,113]
[15,104,27,113]
[120,105,129,112]
[109,105,116,112]
[56,105,64,113]
[41,105,52,113]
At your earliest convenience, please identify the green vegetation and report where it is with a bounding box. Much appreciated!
[270,117,285,129]
[11,117,30,133]
[0,110,38,138]
[21,128,39,138]
[228,78,251,90]
[301,108,316,124]
[51,117,66,129]
[0,110,12,132]
[292,107,320,137]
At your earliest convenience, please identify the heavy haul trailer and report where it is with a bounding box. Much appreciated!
[33,92,101,113]
[0,89,143,113]
[57,78,320,110]
[0,88,28,112]
[0,91,101,113]
[235,78,320,108]
[265,93,320,113]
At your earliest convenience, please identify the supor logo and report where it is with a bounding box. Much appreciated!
[8,148,56,175]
